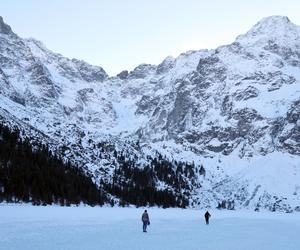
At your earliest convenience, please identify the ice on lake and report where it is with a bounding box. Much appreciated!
[0,205,300,250]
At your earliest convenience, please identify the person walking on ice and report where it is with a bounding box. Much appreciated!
[204,211,211,225]
[142,210,150,232]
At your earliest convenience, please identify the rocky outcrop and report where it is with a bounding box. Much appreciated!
[0,16,13,35]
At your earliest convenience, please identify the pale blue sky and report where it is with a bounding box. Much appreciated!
[1,0,300,75]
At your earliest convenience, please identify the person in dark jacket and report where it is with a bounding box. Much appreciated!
[142,210,150,232]
[204,211,211,225]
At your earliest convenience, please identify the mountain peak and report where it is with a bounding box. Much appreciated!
[257,15,290,25]
[0,16,13,35]
[250,15,291,33]
[235,15,300,46]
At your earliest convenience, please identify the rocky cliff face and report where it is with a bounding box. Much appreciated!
[0,15,299,211]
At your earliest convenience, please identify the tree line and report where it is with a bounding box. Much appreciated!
[0,123,204,208]
[104,152,202,208]
[0,124,107,206]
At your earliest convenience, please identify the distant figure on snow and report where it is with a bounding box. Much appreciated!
[204,211,211,225]
[142,210,150,232]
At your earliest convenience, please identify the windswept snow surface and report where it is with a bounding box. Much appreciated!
[0,206,300,250]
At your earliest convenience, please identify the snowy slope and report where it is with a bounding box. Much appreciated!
[0,15,300,211]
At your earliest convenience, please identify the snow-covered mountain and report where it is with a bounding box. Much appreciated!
[0,15,299,211]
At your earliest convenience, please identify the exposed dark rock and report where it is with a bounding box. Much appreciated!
[71,59,107,82]
[9,92,26,106]
[232,108,263,123]
[135,95,160,115]
[233,86,259,101]
[26,60,59,99]
[207,143,229,153]
[188,71,212,90]
[117,70,129,79]
[221,95,233,115]
[166,91,191,138]
[197,56,227,82]
[287,99,300,123]
[129,64,156,79]
[0,16,13,35]
[156,56,175,74]
[77,88,95,104]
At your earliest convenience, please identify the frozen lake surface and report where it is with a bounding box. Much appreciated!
[0,205,300,250]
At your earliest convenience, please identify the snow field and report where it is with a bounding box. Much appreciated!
[0,205,300,250]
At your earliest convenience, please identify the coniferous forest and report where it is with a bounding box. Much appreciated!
[104,152,198,208]
[0,124,106,206]
[0,123,201,207]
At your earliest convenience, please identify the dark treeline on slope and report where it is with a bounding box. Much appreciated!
[104,151,201,208]
[0,123,204,208]
[0,124,107,206]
